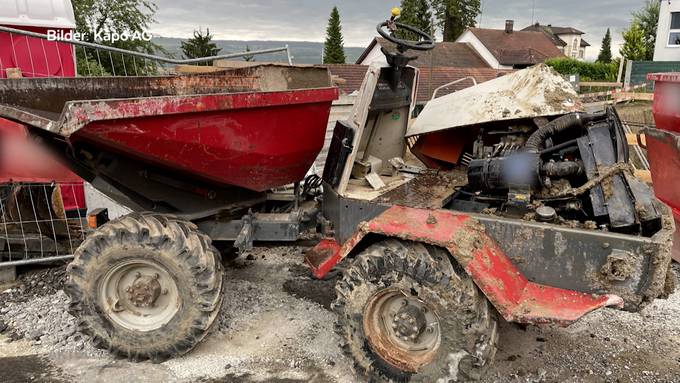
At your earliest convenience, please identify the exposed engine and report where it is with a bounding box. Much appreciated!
[451,107,662,236]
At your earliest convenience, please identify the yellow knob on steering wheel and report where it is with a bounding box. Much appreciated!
[391,7,401,18]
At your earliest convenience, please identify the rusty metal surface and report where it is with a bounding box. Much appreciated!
[373,170,467,209]
[0,70,336,138]
[362,288,441,372]
[0,65,332,118]
[407,64,582,137]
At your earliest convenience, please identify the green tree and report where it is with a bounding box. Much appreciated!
[181,29,222,59]
[632,0,659,60]
[323,7,346,64]
[597,28,613,63]
[398,0,434,40]
[243,45,255,62]
[620,22,647,61]
[432,0,481,42]
[72,0,160,76]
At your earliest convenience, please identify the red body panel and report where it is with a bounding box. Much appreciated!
[647,73,680,261]
[71,88,338,192]
[0,26,76,78]
[306,206,624,326]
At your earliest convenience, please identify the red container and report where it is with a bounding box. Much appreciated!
[71,88,339,192]
[0,68,338,193]
[647,73,680,261]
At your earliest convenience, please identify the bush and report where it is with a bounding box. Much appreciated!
[545,58,619,82]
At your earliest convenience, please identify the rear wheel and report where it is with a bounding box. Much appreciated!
[333,239,498,382]
[65,213,223,362]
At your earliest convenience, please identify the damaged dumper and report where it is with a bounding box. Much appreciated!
[0,11,675,383]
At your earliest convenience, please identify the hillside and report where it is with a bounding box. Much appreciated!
[153,37,365,64]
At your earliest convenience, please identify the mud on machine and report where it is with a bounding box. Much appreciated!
[0,9,674,382]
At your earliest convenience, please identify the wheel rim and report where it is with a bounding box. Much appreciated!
[99,259,180,332]
[363,288,442,372]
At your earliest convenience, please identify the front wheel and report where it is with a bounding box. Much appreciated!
[333,239,498,382]
[65,213,223,362]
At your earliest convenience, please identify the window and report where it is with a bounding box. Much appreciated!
[579,49,585,59]
[670,12,680,46]
[570,38,579,58]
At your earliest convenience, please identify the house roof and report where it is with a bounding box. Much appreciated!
[321,64,369,95]
[355,37,491,69]
[321,64,511,104]
[521,24,590,47]
[467,27,565,66]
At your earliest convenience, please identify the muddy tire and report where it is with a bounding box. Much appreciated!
[333,239,498,382]
[65,213,223,362]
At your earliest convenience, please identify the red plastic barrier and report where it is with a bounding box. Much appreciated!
[0,23,83,212]
[647,73,680,261]
[0,25,76,78]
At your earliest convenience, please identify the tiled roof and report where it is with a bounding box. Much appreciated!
[521,24,590,47]
[356,37,491,68]
[321,64,511,104]
[320,64,369,96]
[468,28,565,66]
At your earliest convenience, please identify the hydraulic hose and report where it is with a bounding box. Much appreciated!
[525,112,606,152]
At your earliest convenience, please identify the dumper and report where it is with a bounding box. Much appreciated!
[0,13,675,382]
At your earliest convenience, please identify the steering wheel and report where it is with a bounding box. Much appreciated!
[376,21,435,52]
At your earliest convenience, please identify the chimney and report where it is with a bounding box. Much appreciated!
[505,20,514,33]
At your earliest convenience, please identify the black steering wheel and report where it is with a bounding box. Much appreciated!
[376,21,435,52]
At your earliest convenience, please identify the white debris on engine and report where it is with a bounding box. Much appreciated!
[407,64,582,137]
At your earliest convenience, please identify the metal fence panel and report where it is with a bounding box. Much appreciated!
[0,183,86,267]
[625,60,680,89]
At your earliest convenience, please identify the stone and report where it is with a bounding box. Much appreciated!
[0,267,16,283]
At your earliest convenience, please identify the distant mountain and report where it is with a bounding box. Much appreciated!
[153,37,366,65]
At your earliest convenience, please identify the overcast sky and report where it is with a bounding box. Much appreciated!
[150,0,647,61]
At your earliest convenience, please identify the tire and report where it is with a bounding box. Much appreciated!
[65,213,223,362]
[333,239,498,382]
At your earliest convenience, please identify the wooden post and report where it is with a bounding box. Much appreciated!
[616,59,625,85]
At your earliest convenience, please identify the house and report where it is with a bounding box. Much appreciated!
[521,23,590,60]
[456,20,566,69]
[654,0,680,61]
[356,37,491,69]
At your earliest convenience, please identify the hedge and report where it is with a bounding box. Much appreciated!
[545,58,619,82]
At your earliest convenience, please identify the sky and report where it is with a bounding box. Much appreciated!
[149,0,648,61]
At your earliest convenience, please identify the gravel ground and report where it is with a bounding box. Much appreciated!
[0,248,678,382]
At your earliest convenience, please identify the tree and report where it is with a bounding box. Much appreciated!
[181,29,222,59]
[632,0,659,60]
[597,28,613,63]
[323,7,346,64]
[72,0,160,75]
[620,22,647,61]
[398,0,434,40]
[243,45,255,62]
[432,0,481,42]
